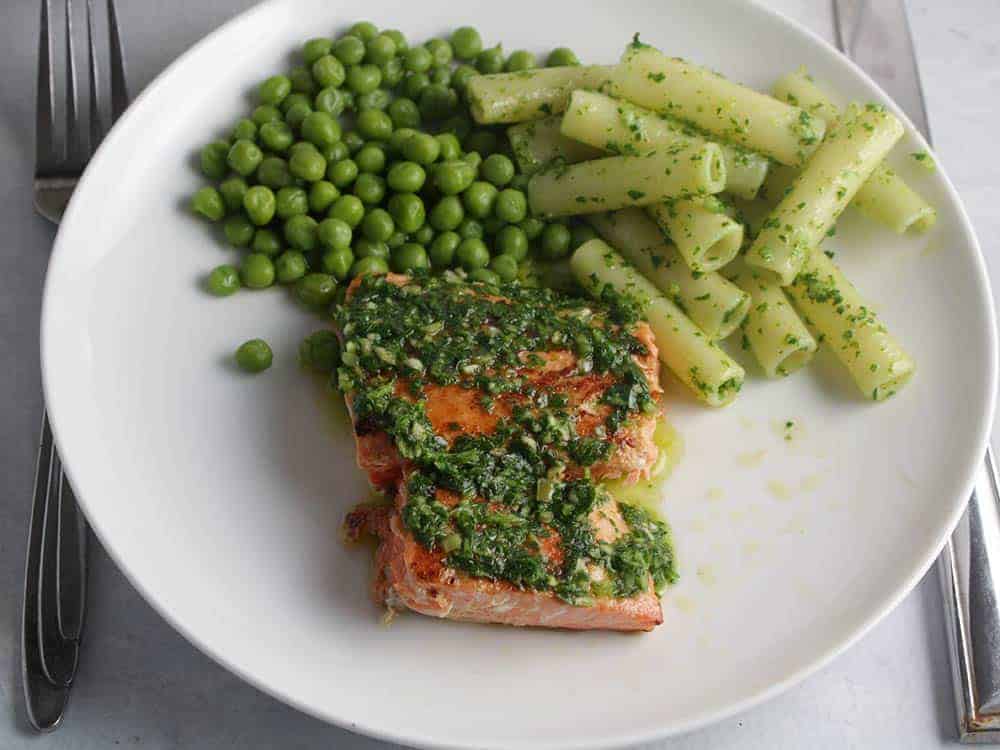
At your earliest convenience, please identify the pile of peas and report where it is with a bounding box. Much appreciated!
[189,22,597,372]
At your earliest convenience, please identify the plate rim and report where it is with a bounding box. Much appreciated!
[39,0,999,747]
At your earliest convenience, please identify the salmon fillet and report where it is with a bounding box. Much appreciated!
[339,274,670,631]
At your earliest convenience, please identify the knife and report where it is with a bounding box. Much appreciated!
[833,0,1000,741]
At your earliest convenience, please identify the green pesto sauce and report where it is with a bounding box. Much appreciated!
[337,275,677,605]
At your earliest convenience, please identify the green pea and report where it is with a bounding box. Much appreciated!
[328,158,359,188]
[451,64,477,93]
[345,64,382,94]
[259,74,292,105]
[283,100,313,129]
[242,185,276,226]
[219,176,248,212]
[489,254,518,282]
[402,71,430,99]
[391,243,430,273]
[241,253,276,289]
[429,65,451,87]
[256,156,293,189]
[289,145,327,182]
[418,84,458,120]
[333,35,366,65]
[380,56,405,87]
[435,133,462,161]
[289,65,317,95]
[387,98,421,129]
[342,131,365,153]
[231,118,258,142]
[355,144,386,174]
[540,222,572,259]
[386,161,426,193]
[456,237,490,270]
[383,29,407,51]
[274,250,308,283]
[468,268,501,285]
[275,186,309,219]
[207,264,240,296]
[356,109,393,142]
[570,222,599,249]
[462,150,482,171]
[235,339,273,373]
[519,216,545,240]
[349,21,378,42]
[361,208,395,242]
[458,217,484,240]
[365,34,396,65]
[388,193,426,233]
[280,92,311,114]
[494,225,529,260]
[309,181,340,213]
[284,214,319,251]
[509,172,531,191]
[302,38,333,65]
[354,238,390,260]
[329,194,365,227]
[314,87,348,117]
[223,215,255,247]
[433,160,476,195]
[428,196,464,231]
[389,127,417,154]
[429,231,460,268]
[299,330,341,372]
[357,88,392,111]
[323,141,351,163]
[462,181,498,219]
[296,272,337,307]
[476,44,504,74]
[317,216,353,250]
[505,50,536,72]
[259,120,294,152]
[301,111,342,148]
[425,38,453,66]
[353,173,385,204]
[350,256,389,277]
[412,224,435,245]
[387,230,406,249]
[481,154,515,187]
[403,46,432,73]
[547,47,580,67]
[440,114,472,140]
[252,228,282,256]
[311,55,346,89]
[450,27,482,61]
[320,246,354,280]
[402,131,441,165]
[225,139,262,177]
[495,189,528,223]
[190,186,225,221]
[251,104,282,126]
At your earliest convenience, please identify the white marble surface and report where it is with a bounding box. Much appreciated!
[0,0,997,747]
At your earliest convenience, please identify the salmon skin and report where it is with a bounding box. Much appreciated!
[339,274,673,631]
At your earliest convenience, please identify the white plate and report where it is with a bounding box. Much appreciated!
[41,0,997,747]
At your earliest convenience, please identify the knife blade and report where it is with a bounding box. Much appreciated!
[833,0,1000,741]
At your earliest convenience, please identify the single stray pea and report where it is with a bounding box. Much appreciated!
[235,339,273,373]
[206,264,241,296]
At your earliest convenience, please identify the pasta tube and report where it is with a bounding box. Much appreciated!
[616,46,826,166]
[588,209,751,340]
[467,65,619,124]
[570,238,745,406]
[560,89,769,199]
[785,249,915,401]
[724,259,817,377]
[646,197,743,272]
[773,68,936,233]
[528,143,726,218]
[745,105,904,284]
[506,116,602,174]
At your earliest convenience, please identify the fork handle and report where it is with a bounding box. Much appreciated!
[21,412,86,730]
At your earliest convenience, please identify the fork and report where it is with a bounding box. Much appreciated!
[23,0,128,731]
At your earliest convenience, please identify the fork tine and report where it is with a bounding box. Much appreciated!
[85,0,103,150]
[35,0,58,173]
[107,0,128,123]
[64,0,86,169]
